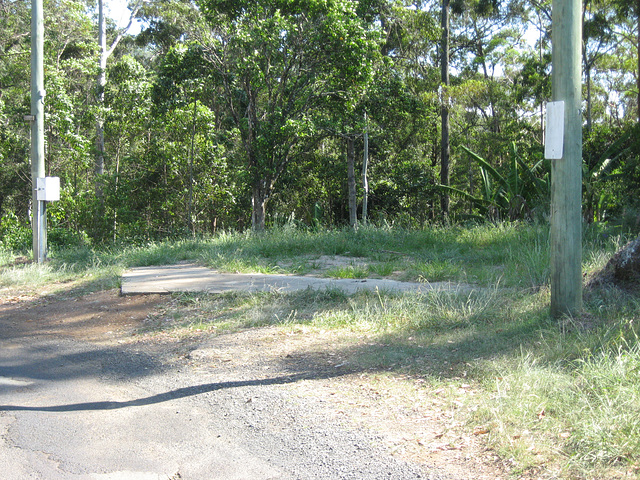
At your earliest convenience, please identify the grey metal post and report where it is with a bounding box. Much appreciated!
[550,0,583,317]
[31,0,46,263]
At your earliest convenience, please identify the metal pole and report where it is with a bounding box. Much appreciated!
[550,0,583,317]
[31,0,46,263]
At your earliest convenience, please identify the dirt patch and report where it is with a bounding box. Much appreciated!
[0,288,511,479]
[0,289,169,342]
[278,255,375,276]
[310,255,370,271]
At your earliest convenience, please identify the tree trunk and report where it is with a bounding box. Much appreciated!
[362,121,369,224]
[347,137,357,227]
[95,0,106,201]
[251,182,268,231]
[188,97,197,236]
[95,0,142,206]
[440,0,451,220]
[586,62,592,134]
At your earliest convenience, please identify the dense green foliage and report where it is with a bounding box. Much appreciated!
[0,0,639,241]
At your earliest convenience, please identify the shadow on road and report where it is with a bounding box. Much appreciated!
[0,371,344,412]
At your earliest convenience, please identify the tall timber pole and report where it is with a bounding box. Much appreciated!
[31,0,46,263]
[550,0,583,317]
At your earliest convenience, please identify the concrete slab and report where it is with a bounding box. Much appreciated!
[121,263,453,295]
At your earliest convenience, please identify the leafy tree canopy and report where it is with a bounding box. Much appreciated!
[194,0,382,229]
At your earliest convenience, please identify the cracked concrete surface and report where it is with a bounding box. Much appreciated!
[121,263,457,296]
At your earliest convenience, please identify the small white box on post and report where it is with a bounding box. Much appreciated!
[36,176,60,202]
[545,101,565,160]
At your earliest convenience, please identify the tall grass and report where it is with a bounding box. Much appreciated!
[188,222,557,287]
[473,323,640,478]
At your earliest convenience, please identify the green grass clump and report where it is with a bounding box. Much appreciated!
[569,342,640,468]
[325,265,370,279]
[472,324,640,478]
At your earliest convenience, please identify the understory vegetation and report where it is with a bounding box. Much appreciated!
[1,222,638,479]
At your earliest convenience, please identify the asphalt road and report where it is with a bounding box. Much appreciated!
[0,302,442,479]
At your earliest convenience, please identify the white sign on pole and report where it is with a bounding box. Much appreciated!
[36,177,60,202]
[545,101,565,159]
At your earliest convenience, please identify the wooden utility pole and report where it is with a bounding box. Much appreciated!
[31,0,46,263]
[550,0,583,317]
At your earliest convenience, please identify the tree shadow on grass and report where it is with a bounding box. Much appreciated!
[275,302,555,382]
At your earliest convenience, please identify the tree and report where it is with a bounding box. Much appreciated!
[609,0,640,123]
[0,0,31,220]
[95,0,144,204]
[583,0,617,132]
[441,0,451,219]
[151,43,239,235]
[102,55,153,240]
[135,0,204,58]
[195,0,380,230]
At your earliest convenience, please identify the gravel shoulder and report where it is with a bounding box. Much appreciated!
[0,288,509,479]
